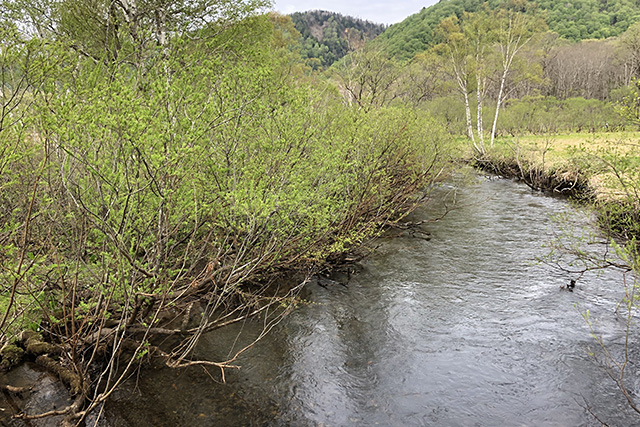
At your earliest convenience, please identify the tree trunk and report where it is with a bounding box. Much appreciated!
[490,69,508,147]
[475,67,486,154]
[463,90,475,144]
[476,81,484,149]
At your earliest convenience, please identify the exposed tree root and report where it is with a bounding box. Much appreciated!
[472,156,590,198]
[35,355,85,395]
[16,394,84,427]
[0,384,30,394]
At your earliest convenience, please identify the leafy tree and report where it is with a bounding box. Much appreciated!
[489,7,542,146]
[618,22,640,84]
[464,9,495,150]
[397,50,449,107]
[0,2,453,424]
[436,9,497,154]
[331,43,401,111]
[435,15,477,146]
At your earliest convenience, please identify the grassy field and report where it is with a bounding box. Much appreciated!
[488,131,640,202]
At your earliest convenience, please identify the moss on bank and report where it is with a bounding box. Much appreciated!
[0,344,24,371]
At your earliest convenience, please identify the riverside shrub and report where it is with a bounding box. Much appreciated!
[0,11,451,393]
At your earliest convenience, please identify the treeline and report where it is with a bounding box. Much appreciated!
[290,10,386,69]
[0,2,450,422]
[419,96,624,137]
[338,2,640,154]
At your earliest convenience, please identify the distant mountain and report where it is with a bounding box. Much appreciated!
[378,0,640,61]
[290,10,386,69]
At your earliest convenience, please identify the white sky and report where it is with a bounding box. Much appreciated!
[272,0,440,25]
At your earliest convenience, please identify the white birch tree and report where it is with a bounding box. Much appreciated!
[490,9,537,147]
[436,16,477,148]
[437,12,494,155]
[462,11,494,152]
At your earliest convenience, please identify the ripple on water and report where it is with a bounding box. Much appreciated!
[107,177,640,426]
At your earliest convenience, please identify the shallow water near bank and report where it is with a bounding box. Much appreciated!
[100,176,640,426]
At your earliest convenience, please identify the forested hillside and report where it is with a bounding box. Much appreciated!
[380,0,640,60]
[290,10,386,68]
[323,0,640,156]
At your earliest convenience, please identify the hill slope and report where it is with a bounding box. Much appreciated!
[290,10,386,69]
[379,0,640,61]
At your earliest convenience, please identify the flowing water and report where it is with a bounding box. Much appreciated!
[105,176,640,426]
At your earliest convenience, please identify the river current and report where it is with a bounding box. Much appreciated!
[107,175,640,426]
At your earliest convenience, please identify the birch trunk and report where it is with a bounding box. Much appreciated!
[464,91,475,143]
[489,13,533,146]
[450,52,475,144]
[490,69,508,147]
[476,78,484,151]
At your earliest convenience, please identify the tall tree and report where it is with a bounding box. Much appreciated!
[399,50,448,107]
[332,43,401,111]
[8,0,271,66]
[618,21,640,86]
[436,16,476,147]
[489,8,540,146]
[463,10,494,151]
[437,11,495,154]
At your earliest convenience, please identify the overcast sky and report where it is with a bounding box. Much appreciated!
[272,1,440,25]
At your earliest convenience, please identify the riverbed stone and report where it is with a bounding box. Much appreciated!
[1,363,121,426]
[1,363,71,426]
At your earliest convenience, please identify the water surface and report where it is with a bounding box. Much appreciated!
[108,176,640,426]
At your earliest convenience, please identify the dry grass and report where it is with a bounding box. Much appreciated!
[490,131,640,202]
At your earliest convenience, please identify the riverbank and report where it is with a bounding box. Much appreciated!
[0,99,454,424]
[468,132,640,241]
[101,175,640,426]
[2,127,636,424]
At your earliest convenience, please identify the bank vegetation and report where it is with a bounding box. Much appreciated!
[0,1,452,423]
[3,0,640,423]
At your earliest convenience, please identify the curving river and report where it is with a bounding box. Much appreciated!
[106,175,640,426]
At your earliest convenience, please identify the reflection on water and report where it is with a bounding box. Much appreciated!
[108,176,639,426]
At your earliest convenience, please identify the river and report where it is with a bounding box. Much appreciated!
[104,175,640,426]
